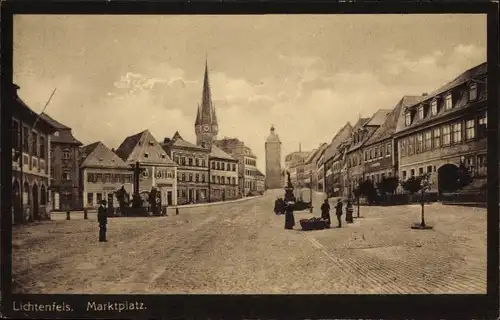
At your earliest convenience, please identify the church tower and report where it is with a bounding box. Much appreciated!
[195,59,219,149]
[265,125,282,189]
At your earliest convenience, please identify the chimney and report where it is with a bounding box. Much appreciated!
[111,148,115,152]
[422,93,428,96]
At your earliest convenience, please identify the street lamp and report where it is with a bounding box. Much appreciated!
[309,170,313,213]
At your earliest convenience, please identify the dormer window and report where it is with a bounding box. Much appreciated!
[468,82,477,101]
[161,153,166,159]
[405,111,412,126]
[444,93,453,110]
[54,131,60,137]
[149,141,155,146]
[431,99,438,116]
[144,152,149,158]
[417,105,424,120]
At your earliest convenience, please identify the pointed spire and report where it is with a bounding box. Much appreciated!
[173,131,182,140]
[195,103,201,125]
[200,58,216,125]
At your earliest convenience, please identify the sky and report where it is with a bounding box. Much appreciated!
[14,14,486,172]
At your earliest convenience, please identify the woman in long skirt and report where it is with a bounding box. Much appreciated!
[284,202,295,229]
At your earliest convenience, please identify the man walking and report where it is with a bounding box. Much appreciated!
[335,199,343,228]
[98,200,108,242]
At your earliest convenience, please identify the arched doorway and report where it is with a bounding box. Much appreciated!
[32,183,40,220]
[12,180,20,224]
[438,164,459,194]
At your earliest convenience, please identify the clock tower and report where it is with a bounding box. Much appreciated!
[195,59,219,149]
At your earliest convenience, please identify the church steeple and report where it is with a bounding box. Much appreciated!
[195,57,219,148]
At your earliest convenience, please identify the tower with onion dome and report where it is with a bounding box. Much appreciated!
[265,125,282,189]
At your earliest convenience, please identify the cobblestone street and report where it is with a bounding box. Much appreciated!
[12,190,486,294]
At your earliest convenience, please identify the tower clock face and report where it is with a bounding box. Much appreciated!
[203,125,210,132]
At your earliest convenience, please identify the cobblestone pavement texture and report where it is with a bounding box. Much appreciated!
[12,190,486,294]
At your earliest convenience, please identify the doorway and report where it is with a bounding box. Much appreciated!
[167,191,172,205]
[438,164,459,195]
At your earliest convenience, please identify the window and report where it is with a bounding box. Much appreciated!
[195,159,199,166]
[405,112,412,126]
[181,157,186,165]
[478,112,487,138]
[232,163,236,171]
[408,137,414,155]
[211,161,215,169]
[386,143,391,157]
[477,154,487,176]
[96,173,103,182]
[39,136,46,159]
[431,128,440,149]
[424,131,432,150]
[402,170,407,180]
[87,173,94,182]
[30,132,38,156]
[400,140,406,157]
[452,122,462,143]
[369,149,373,160]
[211,176,215,183]
[442,125,451,145]
[181,173,186,181]
[96,193,102,203]
[466,156,475,175]
[195,174,199,182]
[364,151,368,161]
[142,169,149,178]
[188,158,193,166]
[232,177,236,185]
[189,173,193,182]
[63,150,71,159]
[419,167,424,176]
[62,170,71,181]
[431,100,438,116]
[427,166,432,173]
[469,82,477,101]
[87,193,94,206]
[465,119,475,140]
[374,147,378,159]
[104,174,111,183]
[418,106,424,120]
[227,177,231,184]
[12,120,19,150]
[144,152,149,158]
[22,126,29,152]
[445,93,453,110]
[410,169,415,177]
[416,134,423,153]
[202,160,206,167]
[216,176,220,184]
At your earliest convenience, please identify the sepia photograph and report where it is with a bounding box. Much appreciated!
[10,13,490,297]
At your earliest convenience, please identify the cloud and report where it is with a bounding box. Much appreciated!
[14,42,486,173]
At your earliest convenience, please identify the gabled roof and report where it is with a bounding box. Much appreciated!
[365,109,392,126]
[365,96,422,147]
[347,109,391,153]
[80,141,130,169]
[323,122,353,162]
[312,143,328,164]
[115,130,176,166]
[12,86,57,134]
[210,145,237,161]
[395,62,487,135]
[304,148,320,164]
[166,131,207,151]
[39,112,82,145]
[244,146,257,158]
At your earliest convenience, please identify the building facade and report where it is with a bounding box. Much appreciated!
[363,96,423,185]
[345,110,390,194]
[80,142,134,208]
[265,125,282,189]
[394,62,487,195]
[115,130,178,206]
[323,123,352,197]
[209,145,239,201]
[255,169,266,193]
[214,138,259,197]
[11,84,57,222]
[163,131,210,205]
[40,113,83,211]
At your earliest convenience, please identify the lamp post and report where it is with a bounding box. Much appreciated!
[309,170,313,213]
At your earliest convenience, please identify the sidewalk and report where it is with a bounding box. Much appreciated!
[175,195,261,209]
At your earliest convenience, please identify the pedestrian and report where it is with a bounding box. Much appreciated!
[274,197,280,215]
[321,199,331,228]
[98,200,108,242]
[335,199,343,228]
[284,201,295,230]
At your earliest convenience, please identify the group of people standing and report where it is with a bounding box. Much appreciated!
[320,198,352,228]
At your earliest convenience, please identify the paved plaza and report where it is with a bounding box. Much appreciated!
[12,190,486,294]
